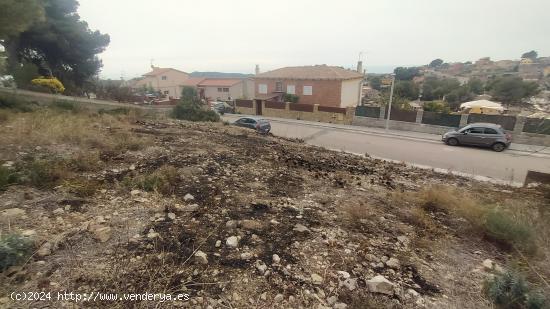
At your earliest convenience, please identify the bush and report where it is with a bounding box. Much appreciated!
[171,101,220,122]
[0,166,19,191]
[16,159,68,189]
[126,165,179,195]
[485,210,537,254]
[51,100,81,112]
[284,93,299,103]
[0,234,34,271]
[0,93,36,112]
[484,270,547,309]
[31,77,65,93]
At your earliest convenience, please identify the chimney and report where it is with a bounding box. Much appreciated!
[255,64,260,75]
[357,61,363,74]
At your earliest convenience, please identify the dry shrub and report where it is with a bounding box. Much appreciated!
[0,108,152,153]
[396,186,539,256]
[63,178,102,197]
[125,165,179,195]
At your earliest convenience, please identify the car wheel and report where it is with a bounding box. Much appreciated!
[447,138,459,146]
[492,142,505,152]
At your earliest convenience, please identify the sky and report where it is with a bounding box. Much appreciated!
[77,0,550,80]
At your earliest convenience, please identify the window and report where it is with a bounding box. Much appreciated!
[161,76,167,80]
[286,85,295,94]
[259,84,267,94]
[303,85,313,95]
[275,81,283,92]
[218,88,223,92]
[484,128,498,134]
[223,88,229,92]
[467,127,484,134]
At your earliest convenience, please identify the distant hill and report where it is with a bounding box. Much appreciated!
[190,72,253,78]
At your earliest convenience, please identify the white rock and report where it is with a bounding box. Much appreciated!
[167,212,176,220]
[482,259,503,272]
[226,236,239,248]
[341,278,358,291]
[226,220,237,229]
[327,295,338,305]
[293,224,310,232]
[182,204,199,212]
[147,229,159,239]
[272,254,281,264]
[311,273,323,285]
[260,292,267,301]
[37,242,52,257]
[184,193,195,201]
[397,236,410,245]
[215,240,221,248]
[21,230,37,237]
[130,189,141,196]
[334,303,348,309]
[407,289,419,297]
[240,252,253,260]
[366,275,394,295]
[93,226,112,242]
[194,250,208,265]
[336,271,350,279]
[2,208,26,218]
[274,294,284,302]
[386,257,400,269]
[255,261,268,274]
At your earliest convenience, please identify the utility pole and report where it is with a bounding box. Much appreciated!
[385,74,396,130]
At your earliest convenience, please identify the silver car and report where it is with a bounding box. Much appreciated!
[442,123,512,152]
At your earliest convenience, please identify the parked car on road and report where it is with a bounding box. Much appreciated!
[442,123,512,152]
[210,101,234,114]
[233,117,271,134]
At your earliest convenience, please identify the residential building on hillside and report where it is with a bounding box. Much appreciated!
[132,66,190,98]
[254,64,364,108]
[197,79,254,101]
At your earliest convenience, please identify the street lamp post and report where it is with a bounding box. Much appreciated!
[385,74,396,130]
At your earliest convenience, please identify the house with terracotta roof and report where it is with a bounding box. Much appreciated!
[197,78,254,101]
[132,66,190,98]
[253,64,364,107]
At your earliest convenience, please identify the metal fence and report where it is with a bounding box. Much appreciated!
[265,101,286,109]
[467,114,517,130]
[387,107,417,122]
[318,105,346,114]
[421,111,461,127]
[355,106,380,118]
[235,99,253,108]
[523,118,550,135]
[289,103,314,112]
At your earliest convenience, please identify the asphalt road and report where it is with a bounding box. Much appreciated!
[224,115,550,186]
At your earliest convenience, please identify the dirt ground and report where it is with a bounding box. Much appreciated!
[0,117,547,309]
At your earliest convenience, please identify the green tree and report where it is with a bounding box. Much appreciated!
[394,80,419,100]
[423,101,450,113]
[369,76,382,90]
[521,50,538,60]
[394,67,420,81]
[0,0,44,40]
[428,59,444,68]
[4,0,110,93]
[466,78,484,94]
[486,76,540,105]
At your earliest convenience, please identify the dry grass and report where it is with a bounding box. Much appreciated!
[0,107,152,152]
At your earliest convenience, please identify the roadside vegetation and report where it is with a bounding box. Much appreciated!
[0,93,154,194]
[171,86,220,122]
[393,185,550,308]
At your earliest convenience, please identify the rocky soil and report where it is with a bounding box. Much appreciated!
[0,119,543,308]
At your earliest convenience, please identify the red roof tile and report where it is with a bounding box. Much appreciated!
[255,65,363,80]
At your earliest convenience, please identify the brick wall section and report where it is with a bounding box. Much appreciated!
[254,78,342,107]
